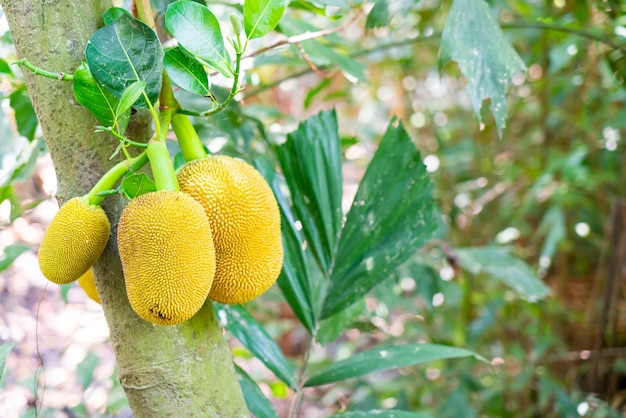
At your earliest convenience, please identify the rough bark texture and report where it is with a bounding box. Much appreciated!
[2,1,248,416]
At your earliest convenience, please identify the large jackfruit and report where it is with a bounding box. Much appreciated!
[177,156,283,305]
[117,190,216,325]
[38,197,110,284]
[78,269,101,304]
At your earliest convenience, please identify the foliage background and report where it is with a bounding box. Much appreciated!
[0,0,625,417]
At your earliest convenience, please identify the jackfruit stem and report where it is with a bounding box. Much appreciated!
[147,140,179,191]
[85,151,149,206]
[172,114,207,162]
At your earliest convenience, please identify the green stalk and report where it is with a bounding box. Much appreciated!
[13,59,74,81]
[84,151,149,205]
[171,114,207,162]
[147,140,178,192]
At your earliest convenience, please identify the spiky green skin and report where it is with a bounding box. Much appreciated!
[38,197,110,284]
[177,156,283,305]
[117,191,216,326]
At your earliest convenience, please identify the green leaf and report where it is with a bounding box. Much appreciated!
[330,411,434,418]
[454,246,551,301]
[121,173,156,199]
[76,351,99,389]
[276,110,343,274]
[0,343,15,383]
[365,0,391,29]
[73,62,125,131]
[116,80,146,118]
[9,87,37,141]
[538,206,566,261]
[316,299,364,345]
[103,7,131,25]
[244,0,289,40]
[322,120,436,319]
[256,159,316,332]
[165,1,232,78]
[85,13,163,107]
[440,0,527,137]
[164,47,210,96]
[305,343,486,387]
[215,304,298,390]
[235,365,279,418]
[0,58,13,75]
[0,244,29,273]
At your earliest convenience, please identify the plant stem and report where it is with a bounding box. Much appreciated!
[13,59,74,81]
[147,140,178,191]
[84,151,149,205]
[289,328,318,418]
[171,114,207,162]
[134,0,156,29]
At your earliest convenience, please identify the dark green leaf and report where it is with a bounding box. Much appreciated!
[322,120,436,318]
[215,304,298,390]
[164,47,210,96]
[85,13,163,107]
[276,110,343,274]
[244,0,289,40]
[330,411,434,418]
[440,0,526,137]
[455,246,551,301]
[121,173,156,199]
[73,62,125,131]
[103,7,131,25]
[76,351,99,389]
[165,1,232,77]
[316,299,364,345]
[305,343,486,387]
[116,80,146,117]
[0,343,15,383]
[255,157,316,333]
[9,87,37,141]
[235,364,279,418]
[366,0,391,29]
[0,244,30,273]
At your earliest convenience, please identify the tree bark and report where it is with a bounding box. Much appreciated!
[1,1,248,416]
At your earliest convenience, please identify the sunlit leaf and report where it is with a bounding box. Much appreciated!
[164,47,210,96]
[440,0,527,137]
[305,343,486,386]
[85,13,163,107]
[322,119,436,318]
[244,0,289,40]
[165,1,232,77]
[215,304,298,390]
[455,246,551,301]
[235,364,279,418]
[73,62,125,130]
[116,81,146,118]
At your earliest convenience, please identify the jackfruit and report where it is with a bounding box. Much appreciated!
[177,156,283,305]
[38,197,110,284]
[78,269,101,304]
[117,190,216,325]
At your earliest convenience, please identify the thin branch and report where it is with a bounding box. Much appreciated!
[501,20,626,54]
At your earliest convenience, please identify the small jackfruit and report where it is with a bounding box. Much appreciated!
[38,197,110,284]
[78,269,101,304]
[177,156,283,305]
[117,190,216,325]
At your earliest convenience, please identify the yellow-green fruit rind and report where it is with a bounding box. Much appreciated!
[38,197,110,284]
[117,191,216,325]
[78,269,101,304]
[177,156,283,305]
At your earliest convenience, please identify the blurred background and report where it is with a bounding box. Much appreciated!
[1,0,626,417]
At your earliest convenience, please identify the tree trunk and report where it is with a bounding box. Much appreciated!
[1,1,248,416]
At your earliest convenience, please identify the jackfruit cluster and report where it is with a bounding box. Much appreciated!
[38,197,110,284]
[117,190,216,325]
[177,156,283,305]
